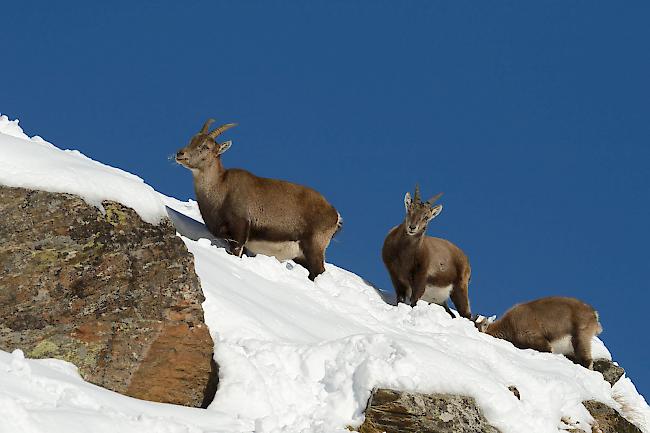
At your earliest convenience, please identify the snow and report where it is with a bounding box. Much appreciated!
[1,115,649,433]
[184,236,635,433]
[0,349,251,433]
[0,114,166,224]
[613,377,650,431]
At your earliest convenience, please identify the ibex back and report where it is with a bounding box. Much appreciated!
[382,185,472,318]
[176,119,342,280]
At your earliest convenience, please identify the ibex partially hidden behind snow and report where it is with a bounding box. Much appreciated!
[176,119,342,280]
[382,186,472,318]
[475,296,603,369]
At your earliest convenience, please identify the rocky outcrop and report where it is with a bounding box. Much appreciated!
[573,401,642,433]
[593,358,626,387]
[0,186,216,407]
[360,386,643,433]
[359,388,500,433]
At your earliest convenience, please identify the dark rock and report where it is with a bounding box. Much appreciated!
[508,385,520,400]
[593,359,625,386]
[359,388,500,433]
[583,400,642,433]
[0,186,216,407]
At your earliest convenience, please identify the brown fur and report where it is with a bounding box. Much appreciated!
[176,120,341,280]
[381,187,471,318]
[477,296,603,369]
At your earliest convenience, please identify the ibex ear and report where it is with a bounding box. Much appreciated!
[216,140,232,155]
[427,204,443,221]
[404,192,412,211]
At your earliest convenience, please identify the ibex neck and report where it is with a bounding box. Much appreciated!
[192,160,225,198]
[486,320,510,340]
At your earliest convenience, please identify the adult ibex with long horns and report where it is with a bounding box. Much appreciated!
[176,119,342,280]
[382,185,472,318]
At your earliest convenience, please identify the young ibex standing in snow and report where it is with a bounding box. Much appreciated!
[175,119,342,280]
[475,296,603,369]
[382,185,472,318]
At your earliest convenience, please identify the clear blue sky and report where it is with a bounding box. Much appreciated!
[3,2,649,394]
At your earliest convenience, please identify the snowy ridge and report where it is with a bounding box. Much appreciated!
[1,116,649,433]
[0,114,166,224]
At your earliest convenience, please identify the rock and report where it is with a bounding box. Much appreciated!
[593,359,625,386]
[582,400,642,433]
[507,385,520,400]
[0,186,216,407]
[359,388,500,433]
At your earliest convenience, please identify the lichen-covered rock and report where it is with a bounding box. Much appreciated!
[359,388,500,433]
[0,186,217,407]
[582,400,642,433]
[593,359,626,386]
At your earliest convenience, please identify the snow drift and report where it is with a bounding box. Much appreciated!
[0,114,648,433]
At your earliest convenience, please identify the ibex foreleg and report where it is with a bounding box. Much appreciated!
[409,268,429,307]
[227,218,251,258]
[300,236,327,281]
[441,301,456,318]
[389,275,410,305]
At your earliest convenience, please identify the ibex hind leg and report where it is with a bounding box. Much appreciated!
[227,218,250,258]
[450,285,471,319]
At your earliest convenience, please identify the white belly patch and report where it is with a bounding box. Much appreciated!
[420,284,453,304]
[245,240,303,261]
[550,335,574,355]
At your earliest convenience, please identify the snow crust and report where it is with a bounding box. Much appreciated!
[1,115,648,433]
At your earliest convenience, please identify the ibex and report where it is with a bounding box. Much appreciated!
[475,296,603,369]
[175,119,342,280]
[382,185,472,318]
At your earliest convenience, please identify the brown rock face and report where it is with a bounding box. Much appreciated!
[582,401,642,433]
[593,358,626,387]
[0,186,217,407]
[359,388,500,433]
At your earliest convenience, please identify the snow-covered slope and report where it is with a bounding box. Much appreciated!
[1,115,648,433]
[0,115,165,224]
[0,349,250,433]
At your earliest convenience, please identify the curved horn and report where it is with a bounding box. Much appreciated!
[414,184,421,203]
[425,192,444,206]
[200,118,215,134]
[209,122,237,139]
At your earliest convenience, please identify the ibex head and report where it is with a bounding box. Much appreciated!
[473,315,495,333]
[176,119,237,170]
[403,185,443,236]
